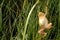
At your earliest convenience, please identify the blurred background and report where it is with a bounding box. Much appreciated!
[0,0,59,40]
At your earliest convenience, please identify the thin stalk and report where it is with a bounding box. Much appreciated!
[23,0,27,9]
[0,0,4,32]
[22,0,39,40]
[45,0,49,16]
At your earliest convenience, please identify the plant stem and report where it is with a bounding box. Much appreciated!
[23,0,39,40]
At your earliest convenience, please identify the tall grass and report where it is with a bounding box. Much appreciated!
[0,0,59,40]
[22,0,39,40]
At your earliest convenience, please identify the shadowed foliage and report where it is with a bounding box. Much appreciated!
[0,0,59,40]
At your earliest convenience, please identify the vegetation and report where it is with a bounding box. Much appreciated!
[0,0,59,40]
